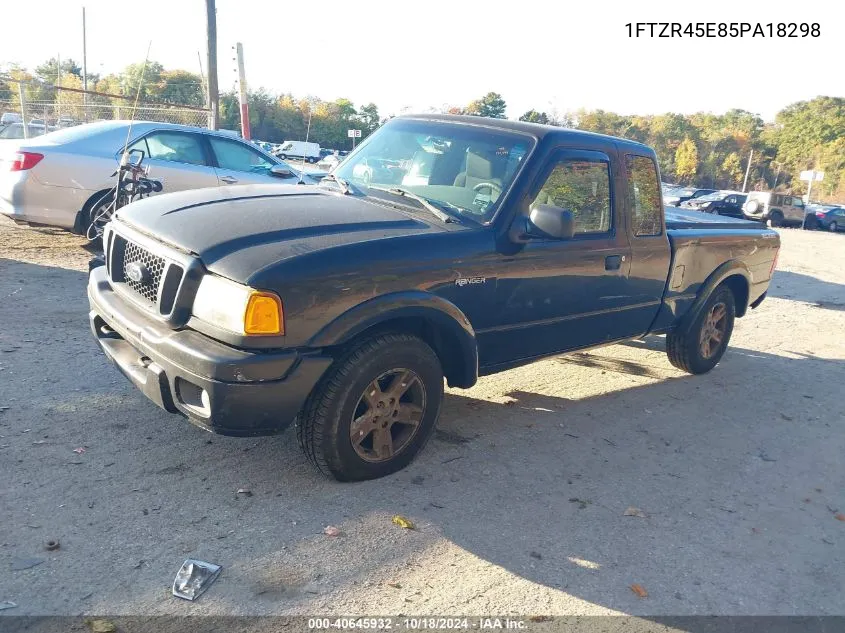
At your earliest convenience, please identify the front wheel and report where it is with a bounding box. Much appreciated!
[666,285,736,375]
[297,332,444,481]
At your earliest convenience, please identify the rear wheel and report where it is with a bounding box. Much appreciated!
[297,332,444,481]
[767,210,784,227]
[830,221,838,232]
[666,285,736,375]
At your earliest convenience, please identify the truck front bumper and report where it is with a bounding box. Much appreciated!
[88,266,333,436]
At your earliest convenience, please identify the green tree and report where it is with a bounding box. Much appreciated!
[358,103,381,134]
[770,96,845,198]
[675,137,699,184]
[519,109,550,124]
[120,61,165,102]
[35,57,82,82]
[158,70,204,106]
[466,92,506,119]
[720,152,744,189]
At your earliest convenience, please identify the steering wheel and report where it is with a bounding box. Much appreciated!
[472,181,502,196]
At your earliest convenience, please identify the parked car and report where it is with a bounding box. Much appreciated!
[664,187,718,207]
[351,157,404,185]
[742,191,806,227]
[55,117,79,128]
[316,154,342,170]
[807,205,845,232]
[253,140,274,153]
[88,113,780,481]
[274,140,321,163]
[1,112,23,125]
[0,123,53,140]
[0,120,318,233]
[681,191,747,218]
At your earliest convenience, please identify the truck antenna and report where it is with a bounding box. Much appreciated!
[121,41,152,160]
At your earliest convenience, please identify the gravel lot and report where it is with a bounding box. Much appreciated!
[0,217,843,618]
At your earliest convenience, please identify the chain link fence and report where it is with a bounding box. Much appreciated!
[0,99,210,130]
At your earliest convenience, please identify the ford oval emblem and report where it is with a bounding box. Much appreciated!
[125,261,150,284]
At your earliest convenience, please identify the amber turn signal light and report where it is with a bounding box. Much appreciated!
[244,292,284,335]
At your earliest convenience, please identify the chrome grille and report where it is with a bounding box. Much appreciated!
[122,240,165,304]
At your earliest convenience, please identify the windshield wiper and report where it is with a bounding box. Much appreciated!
[369,186,456,224]
[320,173,351,195]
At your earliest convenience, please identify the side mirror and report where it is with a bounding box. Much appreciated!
[270,164,294,178]
[528,204,575,240]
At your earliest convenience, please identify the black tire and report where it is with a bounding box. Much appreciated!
[279,154,288,160]
[767,211,784,228]
[297,332,444,481]
[829,221,838,232]
[74,189,112,235]
[307,156,317,164]
[666,285,736,375]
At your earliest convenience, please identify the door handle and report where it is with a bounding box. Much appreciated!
[605,254,624,271]
[220,176,238,184]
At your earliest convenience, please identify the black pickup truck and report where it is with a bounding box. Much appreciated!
[88,115,780,481]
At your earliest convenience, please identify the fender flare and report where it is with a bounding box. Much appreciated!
[308,291,479,388]
[677,260,751,335]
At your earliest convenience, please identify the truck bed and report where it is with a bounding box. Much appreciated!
[665,207,761,230]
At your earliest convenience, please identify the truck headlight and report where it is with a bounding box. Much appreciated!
[192,275,284,336]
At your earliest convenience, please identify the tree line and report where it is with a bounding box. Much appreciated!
[535,99,844,202]
[1,61,841,200]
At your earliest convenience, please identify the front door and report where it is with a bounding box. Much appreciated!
[476,150,634,368]
[207,136,298,186]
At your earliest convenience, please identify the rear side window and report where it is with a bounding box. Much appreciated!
[625,155,663,236]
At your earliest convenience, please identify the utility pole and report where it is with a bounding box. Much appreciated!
[235,42,250,140]
[56,54,61,122]
[18,83,28,138]
[742,148,753,193]
[205,0,219,130]
[82,7,88,115]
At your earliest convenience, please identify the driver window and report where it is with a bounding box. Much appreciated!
[531,160,612,234]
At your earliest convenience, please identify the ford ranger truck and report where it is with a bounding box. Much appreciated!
[88,114,780,481]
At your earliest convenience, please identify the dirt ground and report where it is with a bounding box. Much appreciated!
[0,217,843,618]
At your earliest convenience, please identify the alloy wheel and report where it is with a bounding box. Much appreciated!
[699,302,728,359]
[349,368,426,463]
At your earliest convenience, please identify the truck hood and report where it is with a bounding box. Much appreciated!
[115,184,439,282]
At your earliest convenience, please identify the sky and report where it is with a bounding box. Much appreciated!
[1,0,843,122]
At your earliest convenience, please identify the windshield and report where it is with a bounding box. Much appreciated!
[334,118,534,222]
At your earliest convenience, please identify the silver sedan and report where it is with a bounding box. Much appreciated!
[0,120,321,233]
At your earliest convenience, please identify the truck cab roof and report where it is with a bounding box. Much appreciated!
[397,113,654,155]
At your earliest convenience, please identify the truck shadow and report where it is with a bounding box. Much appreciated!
[2,257,844,617]
[768,269,845,310]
